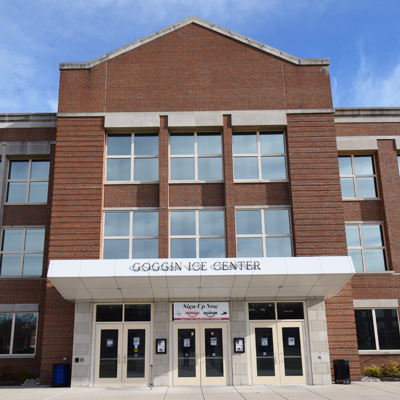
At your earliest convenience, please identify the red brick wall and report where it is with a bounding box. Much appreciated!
[39,284,74,384]
[335,122,400,137]
[169,184,224,207]
[375,140,400,273]
[48,117,104,260]
[343,201,382,222]
[3,205,49,225]
[59,24,332,114]
[287,113,347,256]
[158,115,169,259]
[222,115,236,258]
[0,128,56,142]
[39,117,105,383]
[325,283,362,381]
[234,183,290,206]
[104,185,159,208]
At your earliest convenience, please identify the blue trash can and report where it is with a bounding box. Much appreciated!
[52,364,70,387]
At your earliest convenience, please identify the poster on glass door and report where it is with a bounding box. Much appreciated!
[174,302,230,320]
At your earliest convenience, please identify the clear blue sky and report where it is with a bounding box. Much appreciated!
[1,0,399,113]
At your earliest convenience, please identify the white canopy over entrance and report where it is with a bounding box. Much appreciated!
[48,256,354,301]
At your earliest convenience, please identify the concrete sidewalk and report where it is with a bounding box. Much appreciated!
[1,383,400,400]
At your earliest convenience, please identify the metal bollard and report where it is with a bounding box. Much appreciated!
[149,364,154,388]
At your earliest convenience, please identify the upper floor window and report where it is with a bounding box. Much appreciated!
[355,308,400,351]
[339,155,377,199]
[236,208,292,257]
[345,223,386,272]
[170,209,225,258]
[7,160,50,203]
[106,134,158,182]
[0,228,45,276]
[233,131,286,181]
[0,312,38,355]
[170,133,223,181]
[103,211,158,259]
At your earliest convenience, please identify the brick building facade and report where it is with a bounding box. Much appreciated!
[0,17,399,386]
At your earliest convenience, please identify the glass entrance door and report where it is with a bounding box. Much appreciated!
[95,323,149,386]
[174,323,227,385]
[251,322,306,384]
[96,324,122,386]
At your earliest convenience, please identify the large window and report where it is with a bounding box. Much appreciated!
[170,210,225,258]
[106,134,158,182]
[233,131,286,180]
[339,155,377,198]
[0,228,45,276]
[7,160,50,203]
[355,309,400,351]
[170,132,223,181]
[103,211,158,259]
[345,223,386,272]
[236,208,292,257]
[0,313,38,355]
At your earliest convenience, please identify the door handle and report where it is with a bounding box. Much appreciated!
[124,354,126,364]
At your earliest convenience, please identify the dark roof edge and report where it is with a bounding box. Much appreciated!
[335,107,400,117]
[0,113,57,122]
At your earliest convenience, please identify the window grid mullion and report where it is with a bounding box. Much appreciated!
[372,309,380,350]
[256,131,262,180]
[20,229,27,275]
[194,132,198,181]
[129,211,133,259]
[350,155,357,198]
[131,134,135,181]
[9,313,16,355]
[358,225,366,271]
[195,210,200,258]
[25,160,32,202]
[261,209,267,257]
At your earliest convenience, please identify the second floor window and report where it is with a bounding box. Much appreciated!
[170,133,223,181]
[106,134,158,182]
[103,211,158,259]
[339,155,377,199]
[236,208,292,257]
[170,210,225,258]
[7,160,50,203]
[345,223,386,272]
[0,228,45,276]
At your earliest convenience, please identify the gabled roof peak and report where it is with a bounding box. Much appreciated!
[60,16,329,70]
